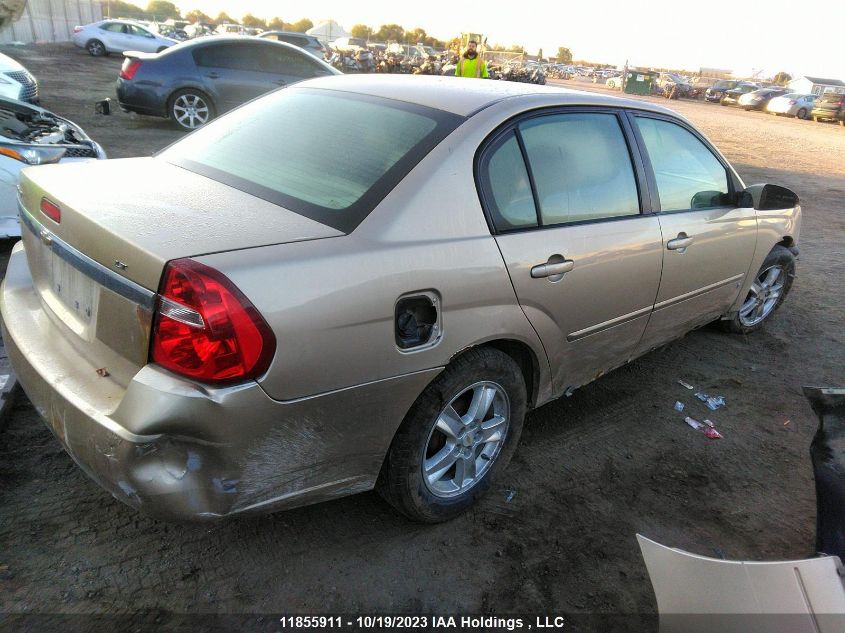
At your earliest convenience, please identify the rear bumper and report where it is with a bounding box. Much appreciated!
[811,109,844,122]
[1,242,439,519]
[115,79,168,118]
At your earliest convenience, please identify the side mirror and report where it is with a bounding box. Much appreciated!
[737,184,799,210]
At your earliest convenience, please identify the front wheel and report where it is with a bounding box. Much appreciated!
[797,108,808,119]
[722,245,795,334]
[377,347,527,522]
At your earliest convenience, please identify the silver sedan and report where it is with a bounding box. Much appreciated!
[1,76,801,521]
[72,19,178,56]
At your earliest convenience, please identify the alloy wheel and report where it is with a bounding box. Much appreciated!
[738,265,787,327]
[172,93,210,129]
[422,381,510,498]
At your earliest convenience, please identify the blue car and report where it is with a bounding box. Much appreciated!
[116,36,340,130]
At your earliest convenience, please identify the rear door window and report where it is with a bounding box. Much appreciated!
[193,43,263,71]
[519,112,641,226]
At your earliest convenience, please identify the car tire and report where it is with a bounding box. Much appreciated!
[86,39,106,57]
[168,89,215,130]
[722,245,795,335]
[377,347,527,523]
[797,108,807,119]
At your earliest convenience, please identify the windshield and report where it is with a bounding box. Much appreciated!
[161,88,462,233]
[714,80,737,89]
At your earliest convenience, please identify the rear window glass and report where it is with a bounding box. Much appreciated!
[819,93,844,103]
[713,80,736,89]
[161,88,461,233]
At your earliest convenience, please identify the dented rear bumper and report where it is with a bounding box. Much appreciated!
[2,242,440,519]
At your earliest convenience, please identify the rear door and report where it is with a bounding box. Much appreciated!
[629,113,756,356]
[479,109,664,394]
[192,42,278,112]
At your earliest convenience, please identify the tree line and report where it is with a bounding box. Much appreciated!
[99,1,313,31]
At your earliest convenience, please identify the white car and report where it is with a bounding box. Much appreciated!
[766,93,817,119]
[72,19,178,56]
[0,97,105,238]
[606,75,623,89]
[0,52,37,103]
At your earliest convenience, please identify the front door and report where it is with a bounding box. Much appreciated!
[479,110,664,394]
[630,114,757,356]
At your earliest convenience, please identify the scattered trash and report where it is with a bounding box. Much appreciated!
[694,391,726,410]
[685,417,704,430]
[685,416,723,439]
[678,380,694,390]
[706,396,726,411]
[95,367,109,377]
[505,490,516,502]
[0,375,8,390]
[784,419,791,426]
[730,377,744,386]
[674,401,685,412]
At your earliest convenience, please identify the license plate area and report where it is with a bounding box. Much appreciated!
[40,248,100,339]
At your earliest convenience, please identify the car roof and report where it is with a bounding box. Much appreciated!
[295,74,683,117]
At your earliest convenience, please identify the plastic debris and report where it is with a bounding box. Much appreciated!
[95,367,110,377]
[703,427,723,440]
[505,490,516,502]
[674,401,685,412]
[702,419,715,428]
[706,396,726,411]
[678,380,694,390]
[784,419,791,426]
[685,417,704,430]
[695,392,709,402]
[0,375,8,390]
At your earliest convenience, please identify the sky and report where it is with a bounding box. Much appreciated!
[175,0,843,79]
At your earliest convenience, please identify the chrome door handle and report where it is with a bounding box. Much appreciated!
[206,72,219,79]
[667,234,694,251]
[531,259,575,279]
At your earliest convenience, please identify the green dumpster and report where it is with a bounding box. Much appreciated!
[624,70,656,96]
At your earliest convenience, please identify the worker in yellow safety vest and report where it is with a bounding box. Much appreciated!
[455,40,489,78]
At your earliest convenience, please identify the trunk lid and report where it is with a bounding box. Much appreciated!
[18,157,342,386]
[20,157,343,290]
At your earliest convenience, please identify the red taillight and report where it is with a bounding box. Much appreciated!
[40,197,61,223]
[119,58,142,81]
[151,259,276,384]
[73,25,82,33]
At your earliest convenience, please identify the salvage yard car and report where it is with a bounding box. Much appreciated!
[0,76,802,522]
[116,37,339,129]
[766,93,816,119]
[0,96,105,238]
[811,92,845,126]
[72,19,178,57]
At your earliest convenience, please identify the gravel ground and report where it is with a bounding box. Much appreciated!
[0,44,844,630]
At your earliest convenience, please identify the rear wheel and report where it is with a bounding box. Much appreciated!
[169,89,214,130]
[377,347,527,522]
[86,39,106,57]
[797,108,807,119]
[722,245,795,334]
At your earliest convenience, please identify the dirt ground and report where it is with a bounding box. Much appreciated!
[0,44,844,630]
